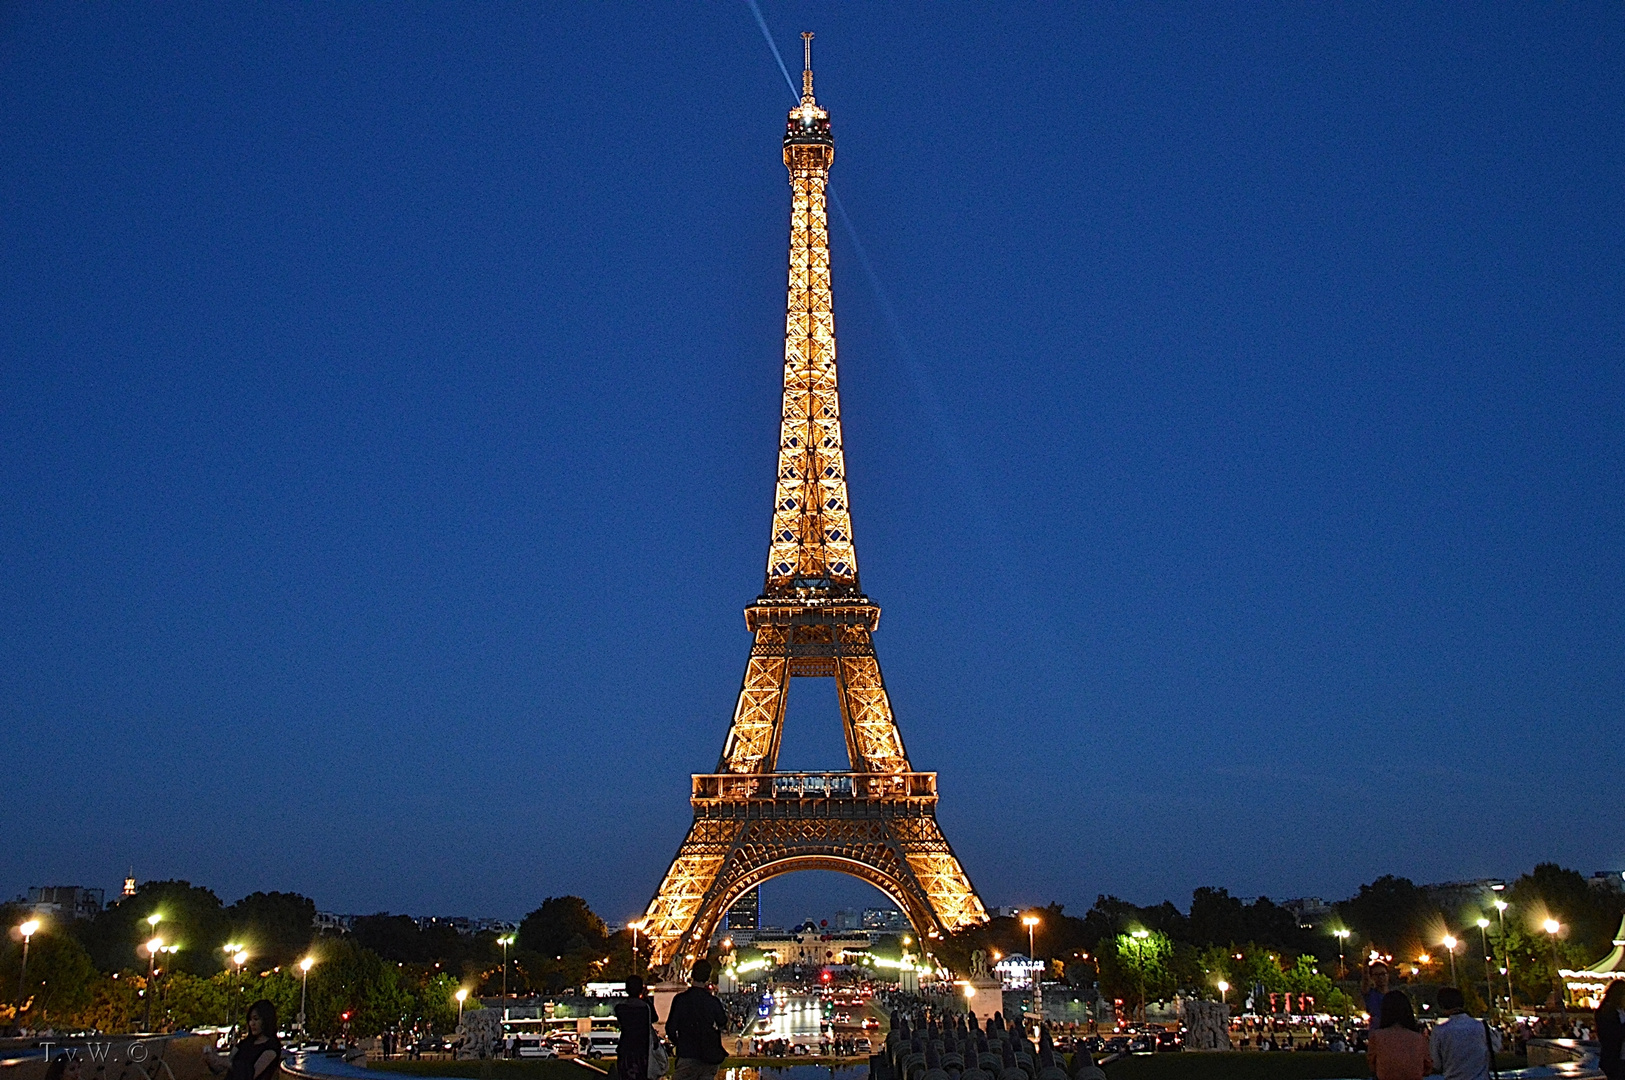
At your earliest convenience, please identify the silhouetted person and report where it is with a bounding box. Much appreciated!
[1430,986,1501,1080]
[666,960,728,1080]
[1597,980,1625,1080]
[616,976,658,1080]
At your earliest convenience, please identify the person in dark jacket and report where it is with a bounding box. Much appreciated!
[1597,979,1625,1080]
[666,960,728,1080]
[204,1000,282,1080]
[616,976,658,1080]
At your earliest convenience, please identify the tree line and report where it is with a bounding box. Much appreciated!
[938,864,1623,1015]
[0,884,642,1036]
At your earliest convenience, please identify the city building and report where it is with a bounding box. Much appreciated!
[313,912,354,933]
[727,887,760,932]
[22,886,104,921]
[1588,871,1625,894]
[862,907,908,931]
[993,952,1045,989]
[1282,897,1334,929]
[751,921,870,966]
[832,908,861,931]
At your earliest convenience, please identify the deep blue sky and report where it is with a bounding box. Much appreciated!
[3,3,1622,924]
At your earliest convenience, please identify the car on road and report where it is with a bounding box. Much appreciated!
[515,1039,558,1059]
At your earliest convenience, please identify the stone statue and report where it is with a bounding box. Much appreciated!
[970,949,991,980]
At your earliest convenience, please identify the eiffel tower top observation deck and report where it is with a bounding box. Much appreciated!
[639,35,986,974]
[763,32,855,602]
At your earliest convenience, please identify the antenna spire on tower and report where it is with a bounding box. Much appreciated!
[801,31,815,100]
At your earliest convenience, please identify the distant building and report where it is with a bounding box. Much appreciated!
[862,907,908,931]
[24,886,104,921]
[1423,879,1505,911]
[832,908,861,931]
[313,911,354,933]
[1282,897,1334,929]
[1589,871,1625,894]
[727,887,760,931]
[752,920,870,966]
[122,873,137,897]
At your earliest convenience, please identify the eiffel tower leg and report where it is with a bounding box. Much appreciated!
[642,816,744,972]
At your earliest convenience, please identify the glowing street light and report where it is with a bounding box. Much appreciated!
[16,919,41,1005]
[455,987,469,1024]
[1492,898,1513,1006]
[143,934,165,1032]
[1023,913,1043,1021]
[1475,918,1494,1011]
[498,933,517,1012]
[1216,979,1229,1005]
[299,956,315,1033]
[1333,929,1351,979]
[1130,929,1151,1022]
[1441,935,1460,984]
[1544,919,1566,1016]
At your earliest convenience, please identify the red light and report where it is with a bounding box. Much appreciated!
[821,971,832,982]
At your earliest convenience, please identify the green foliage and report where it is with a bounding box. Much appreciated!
[77,881,233,977]
[1097,929,1174,1009]
[74,973,145,1033]
[304,935,414,1036]
[0,913,97,1023]
[159,970,228,1030]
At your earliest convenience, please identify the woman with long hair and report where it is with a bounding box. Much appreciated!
[205,999,282,1080]
[1597,980,1625,1080]
[1367,991,1431,1080]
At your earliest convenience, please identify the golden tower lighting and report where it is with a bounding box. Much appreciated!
[640,33,987,973]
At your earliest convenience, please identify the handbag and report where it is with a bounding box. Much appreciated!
[647,1031,669,1079]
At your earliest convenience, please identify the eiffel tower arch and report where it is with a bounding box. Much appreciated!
[640,35,987,973]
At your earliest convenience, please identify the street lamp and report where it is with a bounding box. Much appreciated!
[299,956,315,1034]
[1216,979,1229,1005]
[455,987,468,1025]
[498,934,516,1015]
[16,919,40,1006]
[1544,919,1565,1016]
[1442,935,1460,985]
[1493,899,1513,1006]
[1475,918,1494,1012]
[1023,914,1042,1021]
[144,935,164,1032]
[1131,929,1150,1022]
[1333,929,1351,980]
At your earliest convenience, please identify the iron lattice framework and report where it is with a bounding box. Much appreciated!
[642,36,987,973]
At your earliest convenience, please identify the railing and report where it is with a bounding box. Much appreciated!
[691,771,937,803]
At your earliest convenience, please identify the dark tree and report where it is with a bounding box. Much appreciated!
[518,897,607,958]
[76,880,230,976]
[1189,887,1247,946]
[227,891,316,968]
[1337,876,1429,954]
[352,914,431,964]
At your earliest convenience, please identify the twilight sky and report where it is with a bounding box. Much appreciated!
[2,3,1622,924]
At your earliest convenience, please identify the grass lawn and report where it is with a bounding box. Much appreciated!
[369,1060,612,1080]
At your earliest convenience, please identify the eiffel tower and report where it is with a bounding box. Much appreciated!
[641,35,987,973]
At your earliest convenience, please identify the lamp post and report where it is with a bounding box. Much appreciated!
[498,934,515,1017]
[1334,930,1351,981]
[455,988,468,1026]
[299,957,315,1034]
[1023,914,1042,1022]
[1543,919,1565,1017]
[1217,979,1229,1006]
[16,919,40,1006]
[1131,929,1150,1023]
[1442,935,1460,985]
[1493,899,1513,1007]
[1476,919,1493,1012]
[144,935,164,1032]
[142,913,163,1034]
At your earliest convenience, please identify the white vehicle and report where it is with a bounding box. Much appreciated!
[515,1038,558,1059]
[579,1031,621,1058]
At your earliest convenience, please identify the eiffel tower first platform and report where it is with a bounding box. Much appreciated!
[640,35,988,973]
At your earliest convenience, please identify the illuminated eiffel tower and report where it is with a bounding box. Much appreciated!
[641,35,987,973]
